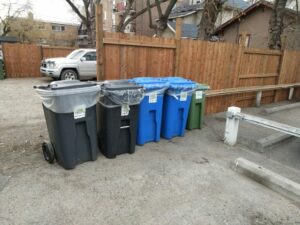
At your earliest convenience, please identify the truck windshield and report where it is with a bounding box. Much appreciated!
[66,50,85,59]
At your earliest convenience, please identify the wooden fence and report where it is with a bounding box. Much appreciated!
[2,32,300,114]
[2,44,75,77]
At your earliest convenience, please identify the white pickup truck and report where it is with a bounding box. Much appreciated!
[40,49,96,80]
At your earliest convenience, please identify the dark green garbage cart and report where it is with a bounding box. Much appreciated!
[186,84,209,130]
[0,60,5,80]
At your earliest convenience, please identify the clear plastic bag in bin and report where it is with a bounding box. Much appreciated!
[101,83,144,105]
[34,80,101,113]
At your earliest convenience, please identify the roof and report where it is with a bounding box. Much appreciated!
[225,0,250,10]
[168,21,198,39]
[14,16,80,26]
[0,36,18,43]
[215,0,298,33]
[36,19,80,26]
[169,0,249,19]
[169,3,202,19]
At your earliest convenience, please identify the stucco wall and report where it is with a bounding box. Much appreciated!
[161,27,175,38]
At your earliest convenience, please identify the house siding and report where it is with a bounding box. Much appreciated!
[218,6,300,50]
[219,7,272,49]
[161,27,175,38]
[38,22,78,46]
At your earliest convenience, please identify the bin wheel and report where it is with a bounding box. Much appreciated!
[42,142,55,164]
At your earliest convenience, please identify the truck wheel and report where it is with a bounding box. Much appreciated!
[42,142,55,164]
[60,69,78,80]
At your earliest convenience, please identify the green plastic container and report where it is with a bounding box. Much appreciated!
[0,60,5,80]
[186,84,209,130]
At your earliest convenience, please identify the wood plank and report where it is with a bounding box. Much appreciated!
[206,83,300,97]
[239,73,278,79]
[244,48,282,56]
[104,38,176,49]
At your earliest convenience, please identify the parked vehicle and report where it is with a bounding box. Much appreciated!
[40,49,96,80]
[0,49,3,61]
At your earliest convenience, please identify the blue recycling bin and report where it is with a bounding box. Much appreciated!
[130,77,169,145]
[160,77,197,139]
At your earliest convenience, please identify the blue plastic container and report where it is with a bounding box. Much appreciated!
[159,77,197,139]
[130,77,169,145]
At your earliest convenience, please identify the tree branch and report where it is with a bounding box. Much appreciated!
[117,0,134,32]
[155,0,163,18]
[65,0,87,25]
[148,0,157,29]
[120,0,169,31]
[163,0,177,18]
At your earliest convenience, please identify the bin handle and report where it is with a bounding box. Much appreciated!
[120,125,130,129]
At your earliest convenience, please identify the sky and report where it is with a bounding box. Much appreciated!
[0,0,80,24]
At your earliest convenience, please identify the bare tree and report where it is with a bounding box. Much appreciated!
[65,0,99,47]
[0,0,32,36]
[117,0,177,35]
[197,0,226,40]
[147,0,177,35]
[268,0,288,49]
[9,12,40,43]
[117,0,135,32]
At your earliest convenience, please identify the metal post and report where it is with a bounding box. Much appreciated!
[256,91,262,107]
[224,106,241,146]
[288,87,294,100]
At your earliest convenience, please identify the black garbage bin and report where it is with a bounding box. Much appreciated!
[97,82,143,158]
[35,80,100,169]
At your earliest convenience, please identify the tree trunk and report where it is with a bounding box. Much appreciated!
[117,0,134,32]
[197,0,225,40]
[268,0,288,49]
[156,16,169,36]
[156,0,177,36]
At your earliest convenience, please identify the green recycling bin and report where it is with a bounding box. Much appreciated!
[186,84,209,130]
[0,60,5,80]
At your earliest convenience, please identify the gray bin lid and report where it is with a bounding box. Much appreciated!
[36,80,97,91]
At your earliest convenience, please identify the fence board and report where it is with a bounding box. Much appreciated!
[3,43,42,77]
[275,50,300,101]
[42,46,75,59]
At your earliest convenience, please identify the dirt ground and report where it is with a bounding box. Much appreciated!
[0,78,299,225]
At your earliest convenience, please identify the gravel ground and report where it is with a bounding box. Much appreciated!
[0,78,299,225]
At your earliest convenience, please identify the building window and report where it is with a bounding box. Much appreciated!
[38,23,45,30]
[52,24,65,32]
[83,51,97,61]
[238,34,251,47]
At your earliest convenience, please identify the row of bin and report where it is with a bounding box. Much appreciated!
[35,77,209,169]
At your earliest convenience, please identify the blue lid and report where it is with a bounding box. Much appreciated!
[158,77,187,82]
[168,81,198,92]
[130,77,169,91]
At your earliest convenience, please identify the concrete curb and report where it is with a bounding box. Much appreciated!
[263,102,300,114]
[255,133,293,152]
[234,158,300,203]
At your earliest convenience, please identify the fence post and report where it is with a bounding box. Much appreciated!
[274,48,287,102]
[96,3,104,81]
[231,32,246,105]
[174,17,182,76]
[40,45,44,60]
